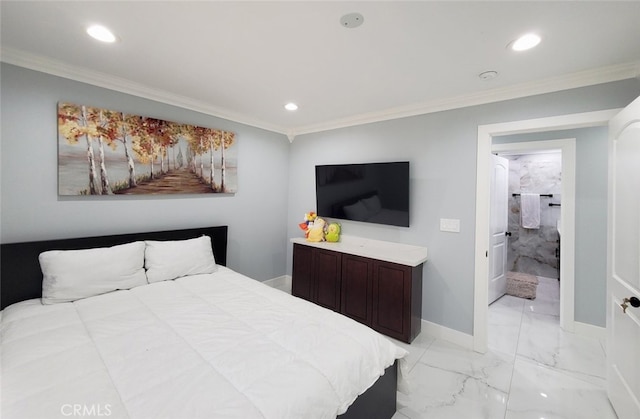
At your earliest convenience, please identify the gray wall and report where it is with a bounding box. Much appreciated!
[0,63,291,281]
[496,127,609,327]
[286,80,640,335]
[3,61,638,334]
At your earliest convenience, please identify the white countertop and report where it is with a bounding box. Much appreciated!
[291,235,428,267]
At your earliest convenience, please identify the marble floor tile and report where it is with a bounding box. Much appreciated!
[395,275,614,419]
[534,277,558,302]
[523,297,560,317]
[517,311,606,384]
[488,296,524,356]
[505,357,616,419]
[525,276,560,316]
[516,311,560,364]
[397,361,508,419]
[272,282,292,294]
[419,339,514,393]
[265,275,617,419]
[493,294,527,311]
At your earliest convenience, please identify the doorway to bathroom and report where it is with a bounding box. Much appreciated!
[488,142,569,356]
[500,151,562,281]
[474,109,617,354]
[489,138,576,336]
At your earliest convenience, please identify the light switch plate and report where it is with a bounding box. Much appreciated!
[440,218,461,233]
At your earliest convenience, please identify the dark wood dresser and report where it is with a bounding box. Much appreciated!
[291,237,427,343]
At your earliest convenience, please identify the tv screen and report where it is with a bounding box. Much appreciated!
[315,161,410,227]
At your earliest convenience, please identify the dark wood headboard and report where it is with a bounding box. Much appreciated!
[0,226,228,310]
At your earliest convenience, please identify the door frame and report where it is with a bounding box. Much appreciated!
[492,139,575,332]
[473,109,621,353]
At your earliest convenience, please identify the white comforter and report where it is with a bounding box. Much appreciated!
[1,267,406,419]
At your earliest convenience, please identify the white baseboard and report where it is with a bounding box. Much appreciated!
[421,319,474,350]
[263,275,291,290]
[573,321,606,339]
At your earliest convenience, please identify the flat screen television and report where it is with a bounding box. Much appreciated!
[315,161,410,227]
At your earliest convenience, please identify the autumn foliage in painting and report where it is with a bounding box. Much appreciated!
[57,103,237,195]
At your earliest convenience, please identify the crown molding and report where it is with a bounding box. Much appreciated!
[2,47,637,141]
[289,61,640,138]
[0,47,289,136]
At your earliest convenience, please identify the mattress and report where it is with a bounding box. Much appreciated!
[1,266,407,419]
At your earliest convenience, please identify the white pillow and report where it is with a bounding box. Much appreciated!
[144,235,217,283]
[343,200,369,221]
[40,241,147,304]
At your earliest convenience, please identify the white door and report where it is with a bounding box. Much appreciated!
[489,154,509,304]
[607,95,640,419]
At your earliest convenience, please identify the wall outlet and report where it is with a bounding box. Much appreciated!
[440,218,461,233]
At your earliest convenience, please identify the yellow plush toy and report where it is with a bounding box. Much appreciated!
[307,217,327,242]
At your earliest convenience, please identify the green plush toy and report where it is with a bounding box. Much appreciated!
[325,222,341,242]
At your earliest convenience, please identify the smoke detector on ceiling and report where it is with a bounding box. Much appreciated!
[478,70,498,81]
[340,13,364,29]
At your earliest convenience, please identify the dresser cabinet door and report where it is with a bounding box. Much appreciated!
[341,254,373,326]
[292,243,422,343]
[372,261,412,341]
[313,249,342,312]
[292,244,314,301]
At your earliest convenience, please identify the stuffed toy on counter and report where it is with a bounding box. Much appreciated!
[298,211,317,238]
[298,212,341,242]
[325,222,341,242]
[307,217,327,242]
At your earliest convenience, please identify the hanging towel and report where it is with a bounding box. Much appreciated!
[520,193,540,229]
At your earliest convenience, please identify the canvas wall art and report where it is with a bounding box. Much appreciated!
[57,102,237,196]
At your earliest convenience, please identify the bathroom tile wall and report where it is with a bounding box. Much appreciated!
[507,153,562,278]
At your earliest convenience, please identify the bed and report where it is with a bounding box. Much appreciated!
[1,226,406,419]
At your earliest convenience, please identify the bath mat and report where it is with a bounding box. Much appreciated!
[506,271,539,299]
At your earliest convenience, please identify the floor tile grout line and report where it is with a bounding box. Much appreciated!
[502,292,527,418]
[515,353,607,388]
[499,276,560,418]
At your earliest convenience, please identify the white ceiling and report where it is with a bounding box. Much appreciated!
[2,1,639,138]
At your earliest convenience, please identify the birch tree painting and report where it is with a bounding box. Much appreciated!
[58,102,237,195]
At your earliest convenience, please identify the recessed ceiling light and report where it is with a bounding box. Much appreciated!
[87,25,117,43]
[284,103,298,111]
[510,33,541,51]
